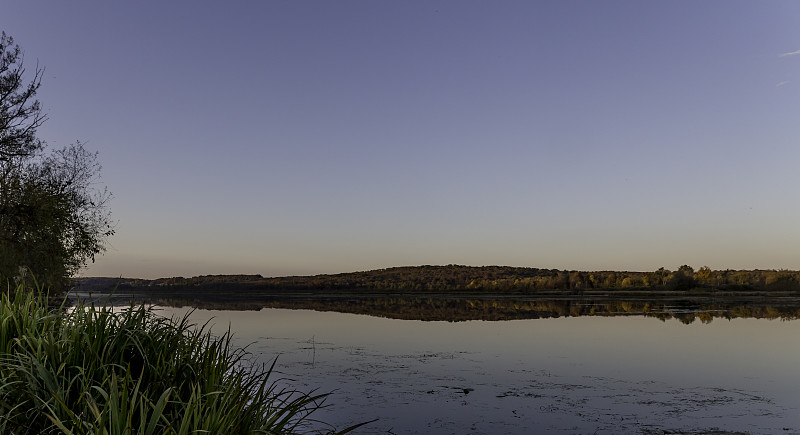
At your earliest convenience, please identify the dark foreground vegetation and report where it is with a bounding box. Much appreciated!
[0,284,365,434]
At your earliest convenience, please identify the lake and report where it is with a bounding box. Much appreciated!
[148,304,800,434]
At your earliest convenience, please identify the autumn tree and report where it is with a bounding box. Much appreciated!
[0,31,113,291]
[694,266,713,286]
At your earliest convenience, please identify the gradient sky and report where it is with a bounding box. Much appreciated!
[4,1,800,278]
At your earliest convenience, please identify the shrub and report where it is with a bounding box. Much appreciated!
[0,284,364,434]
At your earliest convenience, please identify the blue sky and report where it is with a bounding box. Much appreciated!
[4,1,800,278]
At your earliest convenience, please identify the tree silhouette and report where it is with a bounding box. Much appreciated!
[0,31,113,291]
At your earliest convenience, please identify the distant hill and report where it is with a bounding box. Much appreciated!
[74,264,800,294]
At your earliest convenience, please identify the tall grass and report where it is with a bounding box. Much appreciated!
[0,284,366,434]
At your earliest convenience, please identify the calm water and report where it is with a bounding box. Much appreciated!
[154,306,800,434]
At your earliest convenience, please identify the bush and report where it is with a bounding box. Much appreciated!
[0,284,364,434]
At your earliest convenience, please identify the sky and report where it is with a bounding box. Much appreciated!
[3,1,800,278]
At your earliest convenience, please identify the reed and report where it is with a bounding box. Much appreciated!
[0,284,365,434]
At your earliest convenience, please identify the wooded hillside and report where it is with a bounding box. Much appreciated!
[75,265,800,294]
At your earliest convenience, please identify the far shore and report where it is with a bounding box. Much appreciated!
[70,265,800,322]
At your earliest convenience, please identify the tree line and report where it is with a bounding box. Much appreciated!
[89,264,800,294]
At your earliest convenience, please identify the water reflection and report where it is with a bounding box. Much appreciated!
[139,294,800,323]
[150,306,800,434]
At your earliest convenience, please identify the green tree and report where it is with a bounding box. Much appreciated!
[666,267,696,291]
[653,267,671,286]
[0,31,113,291]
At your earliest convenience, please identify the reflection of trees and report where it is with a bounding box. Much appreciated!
[139,296,800,323]
[697,311,714,324]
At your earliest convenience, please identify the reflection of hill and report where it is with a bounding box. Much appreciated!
[74,291,800,323]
